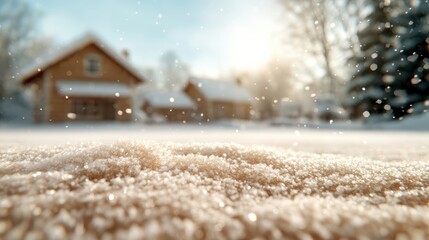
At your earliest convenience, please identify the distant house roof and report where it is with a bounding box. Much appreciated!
[188,77,252,103]
[143,90,196,109]
[20,33,145,85]
[57,80,131,98]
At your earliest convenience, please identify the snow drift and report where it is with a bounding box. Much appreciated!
[0,142,428,239]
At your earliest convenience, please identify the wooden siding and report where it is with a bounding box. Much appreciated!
[210,101,252,120]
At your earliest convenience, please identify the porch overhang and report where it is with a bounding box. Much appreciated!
[56,80,131,98]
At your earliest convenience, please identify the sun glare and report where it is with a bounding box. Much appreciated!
[227,20,277,72]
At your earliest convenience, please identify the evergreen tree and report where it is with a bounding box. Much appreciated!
[386,1,429,118]
[345,2,395,119]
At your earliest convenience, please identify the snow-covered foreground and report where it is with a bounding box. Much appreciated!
[0,126,429,239]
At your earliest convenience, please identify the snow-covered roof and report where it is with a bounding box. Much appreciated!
[21,33,145,84]
[143,90,196,109]
[56,80,131,97]
[188,77,252,103]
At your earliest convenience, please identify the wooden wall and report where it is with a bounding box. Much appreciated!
[210,101,251,120]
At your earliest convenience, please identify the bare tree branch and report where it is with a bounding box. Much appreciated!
[0,0,48,118]
[277,0,366,96]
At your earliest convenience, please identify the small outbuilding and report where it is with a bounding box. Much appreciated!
[141,90,196,122]
[183,77,253,120]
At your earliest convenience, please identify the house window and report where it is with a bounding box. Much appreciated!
[84,54,101,76]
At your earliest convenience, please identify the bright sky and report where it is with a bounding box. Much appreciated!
[25,0,283,78]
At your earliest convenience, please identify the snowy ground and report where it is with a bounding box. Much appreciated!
[0,123,428,239]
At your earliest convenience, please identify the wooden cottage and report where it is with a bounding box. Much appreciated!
[184,77,253,120]
[20,33,144,122]
[141,90,196,122]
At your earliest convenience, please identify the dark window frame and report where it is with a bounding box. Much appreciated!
[84,54,102,76]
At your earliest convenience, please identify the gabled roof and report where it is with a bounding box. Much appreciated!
[187,77,253,103]
[143,90,195,109]
[21,33,145,85]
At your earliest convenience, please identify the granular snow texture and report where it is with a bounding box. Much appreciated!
[0,142,428,239]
